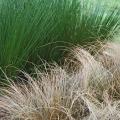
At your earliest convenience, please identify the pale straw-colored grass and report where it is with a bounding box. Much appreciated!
[1,42,120,120]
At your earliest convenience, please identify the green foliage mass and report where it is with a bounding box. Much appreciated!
[0,0,120,76]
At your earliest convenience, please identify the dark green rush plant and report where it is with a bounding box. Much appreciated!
[0,0,120,78]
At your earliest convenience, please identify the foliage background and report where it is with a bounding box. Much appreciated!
[0,0,120,77]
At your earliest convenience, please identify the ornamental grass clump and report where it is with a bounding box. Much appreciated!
[0,0,120,77]
[1,42,120,119]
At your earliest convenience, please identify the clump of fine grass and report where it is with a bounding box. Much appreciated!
[1,42,120,120]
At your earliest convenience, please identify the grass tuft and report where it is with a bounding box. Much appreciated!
[1,42,120,119]
[0,0,120,76]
